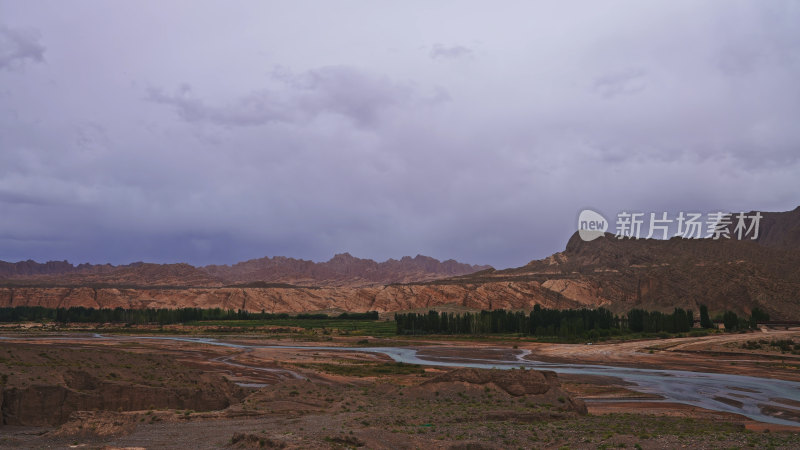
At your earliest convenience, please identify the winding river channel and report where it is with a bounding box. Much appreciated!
[4,334,800,426]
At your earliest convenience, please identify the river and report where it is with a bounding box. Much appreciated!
[4,334,800,426]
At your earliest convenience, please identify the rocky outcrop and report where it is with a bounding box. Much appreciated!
[0,343,246,427]
[1,372,242,426]
[527,231,800,318]
[416,368,587,414]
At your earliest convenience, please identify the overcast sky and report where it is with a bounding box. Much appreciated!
[1,1,798,268]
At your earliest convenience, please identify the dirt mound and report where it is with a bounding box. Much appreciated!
[0,343,246,426]
[2,378,241,426]
[228,432,287,448]
[411,367,587,415]
[49,411,139,437]
[423,367,559,396]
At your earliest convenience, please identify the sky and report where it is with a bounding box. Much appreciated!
[1,1,798,269]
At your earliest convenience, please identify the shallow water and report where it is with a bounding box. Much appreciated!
[146,337,800,426]
[5,334,800,426]
[356,345,800,426]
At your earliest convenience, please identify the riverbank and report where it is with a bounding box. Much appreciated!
[1,331,799,448]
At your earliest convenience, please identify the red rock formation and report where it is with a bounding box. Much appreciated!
[203,253,491,287]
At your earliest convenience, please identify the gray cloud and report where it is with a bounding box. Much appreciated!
[429,44,473,60]
[0,25,45,70]
[0,1,798,268]
[146,85,295,127]
[593,68,646,98]
[147,66,413,128]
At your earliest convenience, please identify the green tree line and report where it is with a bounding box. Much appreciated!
[0,306,378,325]
[395,305,768,337]
[395,306,622,337]
[627,308,693,333]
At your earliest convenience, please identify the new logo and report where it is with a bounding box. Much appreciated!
[578,209,608,241]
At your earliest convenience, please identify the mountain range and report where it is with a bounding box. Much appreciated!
[1,206,798,318]
[0,254,490,288]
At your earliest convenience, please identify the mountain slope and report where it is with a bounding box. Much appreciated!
[439,206,800,318]
[748,206,800,250]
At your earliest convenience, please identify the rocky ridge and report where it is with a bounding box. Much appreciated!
[0,254,490,288]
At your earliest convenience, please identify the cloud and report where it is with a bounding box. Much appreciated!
[593,68,646,98]
[429,44,473,60]
[0,25,45,70]
[146,85,295,126]
[147,66,413,128]
[0,1,799,269]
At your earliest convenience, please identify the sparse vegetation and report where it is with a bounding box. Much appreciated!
[741,338,800,354]
[294,361,425,377]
